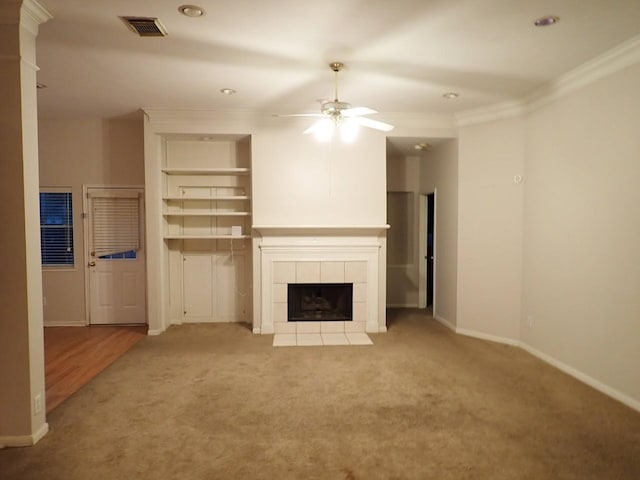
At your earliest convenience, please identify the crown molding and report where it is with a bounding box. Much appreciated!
[455,99,526,127]
[455,33,640,127]
[525,33,640,113]
[19,0,51,35]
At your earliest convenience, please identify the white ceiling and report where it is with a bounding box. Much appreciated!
[35,0,640,121]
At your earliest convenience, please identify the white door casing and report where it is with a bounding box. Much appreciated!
[85,187,146,325]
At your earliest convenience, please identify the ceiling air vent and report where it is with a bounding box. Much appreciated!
[121,17,168,37]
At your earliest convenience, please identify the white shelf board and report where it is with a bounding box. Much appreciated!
[163,212,251,217]
[162,168,250,175]
[164,235,251,240]
[163,196,250,201]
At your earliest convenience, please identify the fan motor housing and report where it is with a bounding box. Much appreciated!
[321,101,351,116]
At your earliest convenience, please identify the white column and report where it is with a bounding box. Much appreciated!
[0,0,51,447]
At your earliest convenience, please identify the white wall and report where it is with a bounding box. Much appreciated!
[420,140,458,327]
[457,117,525,341]
[252,125,387,226]
[522,62,640,405]
[38,117,144,325]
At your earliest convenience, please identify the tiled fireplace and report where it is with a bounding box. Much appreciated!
[252,227,388,334]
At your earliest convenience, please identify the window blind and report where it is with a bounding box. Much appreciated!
[91,196,140,257]
[40,192,74,266]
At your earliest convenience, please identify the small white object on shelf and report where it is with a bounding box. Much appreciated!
[231,226,242,236]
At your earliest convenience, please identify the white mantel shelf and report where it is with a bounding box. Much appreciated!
[252,225,390,236]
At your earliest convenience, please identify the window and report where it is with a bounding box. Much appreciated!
[39,191,74,266]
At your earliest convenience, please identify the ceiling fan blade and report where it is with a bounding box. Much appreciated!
[353,116,394,132]
[273,113,324,118]
[341,106,378,117]
[303,120,324,134]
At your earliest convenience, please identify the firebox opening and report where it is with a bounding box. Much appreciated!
[288,283,353,322]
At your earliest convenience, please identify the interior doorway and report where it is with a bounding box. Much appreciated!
[83,186,146,325]
[418,191,436,312]
[426,193,435,307]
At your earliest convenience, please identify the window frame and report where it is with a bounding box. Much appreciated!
[39,187,75,269]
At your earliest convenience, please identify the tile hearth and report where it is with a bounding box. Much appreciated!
[272,332,373,347]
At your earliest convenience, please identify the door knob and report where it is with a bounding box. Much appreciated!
[88,261,96,267]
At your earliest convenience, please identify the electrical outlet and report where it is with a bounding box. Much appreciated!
[34,394,42,414]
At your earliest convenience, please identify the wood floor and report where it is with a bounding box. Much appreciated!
[44,326,147,413]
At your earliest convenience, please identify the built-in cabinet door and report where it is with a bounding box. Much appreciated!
[182,254,214,320]
[182,253,246,322]
[215,253,245,322]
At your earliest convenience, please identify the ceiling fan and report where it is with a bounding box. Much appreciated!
[276,62,394,141]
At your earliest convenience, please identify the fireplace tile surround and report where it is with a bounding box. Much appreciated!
[272,260,366,334]
[253,227,388,335]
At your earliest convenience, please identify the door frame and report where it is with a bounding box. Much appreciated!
[82,185,146,325]
[418,190,437,313]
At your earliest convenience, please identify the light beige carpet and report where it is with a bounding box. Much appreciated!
[1,309,639,479]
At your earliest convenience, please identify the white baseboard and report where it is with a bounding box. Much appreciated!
[147,328,165,336]
[520,342,640,413]
[455,327,520,347]
[0,422,48,449]
[252,327,261,334]
[43,321,86,327]
[434,314,456,331]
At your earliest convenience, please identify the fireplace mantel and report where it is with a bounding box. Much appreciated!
[252,225,390,237]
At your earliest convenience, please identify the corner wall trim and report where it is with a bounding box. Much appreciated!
[434,314,456,331]
[455,327,520,347]
[0,423,48,449]
[520,342,640,413]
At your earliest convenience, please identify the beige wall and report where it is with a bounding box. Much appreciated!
[420,140,458,326]
[386,154,420,307]
[457,117,525,341]
[522,63,640,403]
[38,117,144,325]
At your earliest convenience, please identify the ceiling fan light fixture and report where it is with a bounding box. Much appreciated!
[339,119,359,143]
[312,118,334,142]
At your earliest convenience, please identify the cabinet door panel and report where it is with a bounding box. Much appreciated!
[183,255,213,319]
[215,253,246,322]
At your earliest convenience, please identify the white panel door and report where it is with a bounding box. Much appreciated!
[181,253,246,322]
[183,254,214,321]
[87,188,146,325]
[216,253,246,322]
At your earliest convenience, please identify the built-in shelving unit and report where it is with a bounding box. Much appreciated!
[157,134,253,324]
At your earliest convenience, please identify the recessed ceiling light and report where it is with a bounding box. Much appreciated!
[178,5,205,17]
[220,88,236,95]
[443,92,459,99]
[534,15,559,27]
[414,143,431,151]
